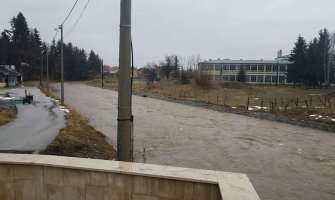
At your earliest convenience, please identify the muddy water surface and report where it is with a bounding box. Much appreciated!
[52,82,335,200]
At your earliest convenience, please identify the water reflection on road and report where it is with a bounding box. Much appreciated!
[52,82,335,200]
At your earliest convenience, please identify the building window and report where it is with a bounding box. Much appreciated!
[265,76,271,83]
[279,76,285,83]
[280,65,286,72]
[250,76,257,82]
[237,65,243,71]
[258,65,264,72]
[229,75,236,81]
[246,75,250,82]
[222,65,228,71]
[257,76,264,82]
[245,65,250,71]
[214,75,221,80]
[272,76,278,83]
[230,65,236,71]
[266,65,272,72]
[222,75,229,81]
[215,65,222,71]
[206,65,214,71]
[251,65,257,72]
[273,65,278,72]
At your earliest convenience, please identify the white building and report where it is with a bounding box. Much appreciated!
[198,51,293,84]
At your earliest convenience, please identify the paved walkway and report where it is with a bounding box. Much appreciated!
[0,87,65,152]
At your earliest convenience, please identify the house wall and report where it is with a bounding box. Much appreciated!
[0,154,260,200]
[7,76,17,87]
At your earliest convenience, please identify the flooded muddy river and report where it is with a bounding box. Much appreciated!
[52,82,335,200]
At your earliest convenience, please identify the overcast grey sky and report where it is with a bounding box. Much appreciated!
[1,0,335,67]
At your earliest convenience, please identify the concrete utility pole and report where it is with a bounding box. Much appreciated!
[60,24,65,105]
[101,59,104,88]
[117,0,133,161]
[46,52,49,91]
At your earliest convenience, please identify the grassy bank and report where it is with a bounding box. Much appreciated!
[0,106,17,126]
[89,78,335,126]
[40,87,116,160]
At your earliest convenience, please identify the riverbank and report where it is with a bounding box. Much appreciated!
[0,106,17,126]
[39,88,116,160]
[88,79,335,133]
[49,82,335,200]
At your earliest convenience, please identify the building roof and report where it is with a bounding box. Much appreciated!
[0,65,22,76]
[200,59,292,65]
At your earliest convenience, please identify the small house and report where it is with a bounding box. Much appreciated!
[0,65,22,88]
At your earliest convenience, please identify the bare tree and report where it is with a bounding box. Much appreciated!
[187,54,202,70]
[142,62,159,85]
[330,32,335,83]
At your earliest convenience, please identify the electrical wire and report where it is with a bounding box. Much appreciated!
[61,0,79,25]
[130,39,134,161]
[66,0,90,37]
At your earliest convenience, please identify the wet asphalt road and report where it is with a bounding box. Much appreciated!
[50,82,335,200]
[0,87,65,152]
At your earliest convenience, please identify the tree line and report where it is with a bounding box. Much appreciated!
[142,55,201,85]
[288,28,335,88]
[0,12,103,81]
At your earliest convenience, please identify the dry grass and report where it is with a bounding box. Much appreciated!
[92,78,335,106]
[40,87,116,160]
[0,106,17,126]
[90,78,335,124]
[40,108,116,160]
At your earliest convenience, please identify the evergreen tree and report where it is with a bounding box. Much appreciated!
[171,55,180,78]
[288,35,308,86]
[88,50,102,77]
[0,31,11,64]
[306,39,319,87]
[0,12,102,81]
[10,12,30,71]
[24,28,42,80]
[160,55,180,79]
[49,39,60,80]
[237,66,246,82]
[160,56,173,79]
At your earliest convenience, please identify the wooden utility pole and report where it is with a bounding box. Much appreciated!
[101,59,104,87]
[40,55,43,88]
[46,52,49,91]
[117,0,133,161]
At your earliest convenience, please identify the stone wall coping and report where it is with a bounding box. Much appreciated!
[0,154,260,199]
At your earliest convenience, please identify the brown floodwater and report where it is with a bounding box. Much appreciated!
[51,82,335,200]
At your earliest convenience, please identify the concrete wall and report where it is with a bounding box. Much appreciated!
[0,154,260,200]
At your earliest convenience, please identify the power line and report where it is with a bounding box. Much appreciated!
[66,0,90,37]
[61,0,80,25]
